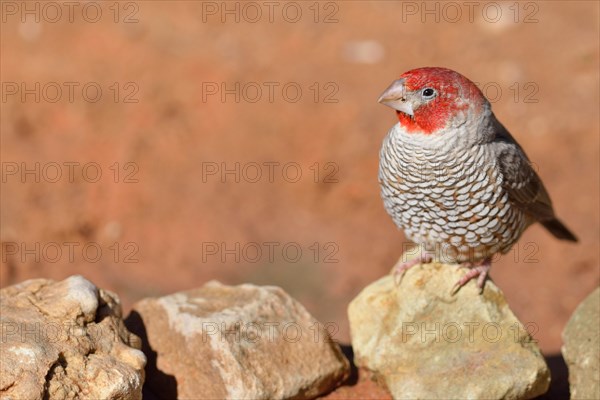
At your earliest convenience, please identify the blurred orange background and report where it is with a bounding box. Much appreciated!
[1,0,598,356]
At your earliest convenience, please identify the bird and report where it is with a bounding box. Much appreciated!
[377,67,577,293]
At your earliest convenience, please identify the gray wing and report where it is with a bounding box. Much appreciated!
[489,116,556,222]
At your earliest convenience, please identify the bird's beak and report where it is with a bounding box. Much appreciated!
[378,78,414,116]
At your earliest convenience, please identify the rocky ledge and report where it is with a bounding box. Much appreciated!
[0,275,146,399]
[1,272,597,399]
[348,263,550,400]
[127,280,350,399]
[562,287,599,399]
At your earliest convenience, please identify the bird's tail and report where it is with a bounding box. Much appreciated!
[542,218,578,242]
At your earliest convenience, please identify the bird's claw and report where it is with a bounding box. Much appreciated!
[451,258,491,295]
[392,254,433,286]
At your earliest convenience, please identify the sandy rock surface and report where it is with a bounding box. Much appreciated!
[128,280,350,399]
[0,275,146,400]
[562,287,600,400]
[348,263,550,399]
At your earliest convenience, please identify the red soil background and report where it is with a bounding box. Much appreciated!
[1,1,598,397]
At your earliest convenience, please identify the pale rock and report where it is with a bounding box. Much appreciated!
[562,287,600,399]
[0,275,146,400]
[348,263,549,399]
[128,280,350,399]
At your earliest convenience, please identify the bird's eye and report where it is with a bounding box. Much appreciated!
[421,88,436,99]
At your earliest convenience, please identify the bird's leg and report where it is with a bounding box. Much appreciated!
[451,257,492,295]
[393,252,433,286]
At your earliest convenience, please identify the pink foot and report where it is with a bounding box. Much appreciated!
[451,257,492,295]
[393,253,433,286]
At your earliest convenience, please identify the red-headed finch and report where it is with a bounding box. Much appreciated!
[378,67,576,292]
